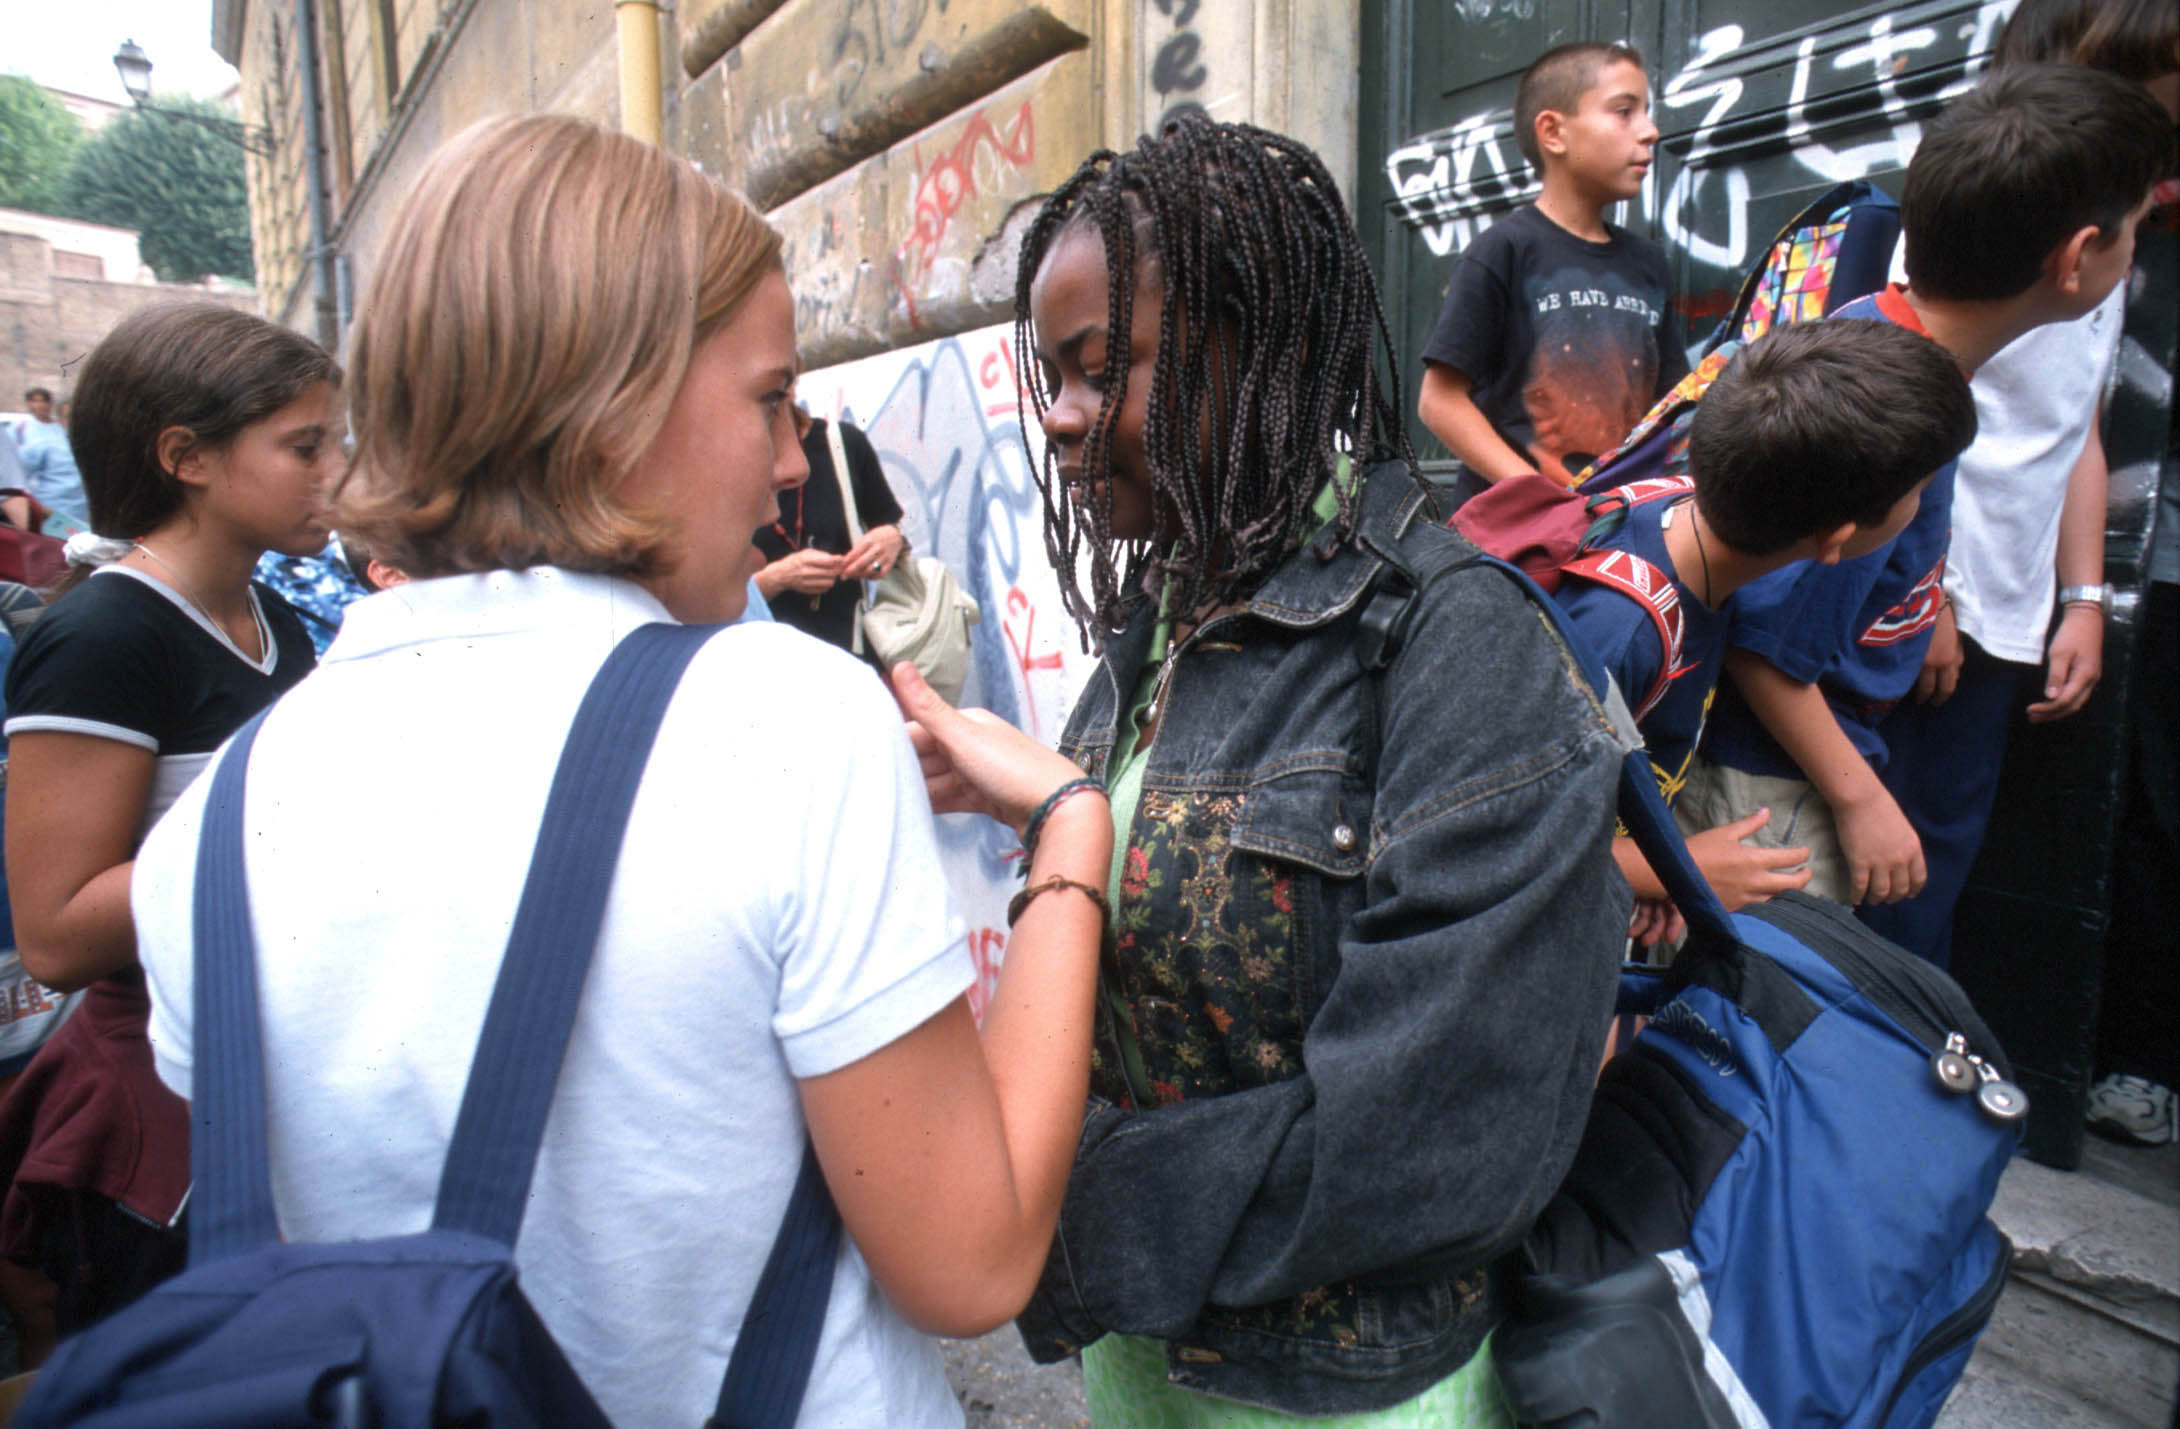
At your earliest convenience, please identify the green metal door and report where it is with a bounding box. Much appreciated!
[1355,0,2180,1168]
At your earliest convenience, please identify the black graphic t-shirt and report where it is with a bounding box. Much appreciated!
[1423,203,1688,486]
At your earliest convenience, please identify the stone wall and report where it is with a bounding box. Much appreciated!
[0,231,256,406]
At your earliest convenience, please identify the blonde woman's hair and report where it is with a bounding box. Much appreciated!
[339,113,783,577]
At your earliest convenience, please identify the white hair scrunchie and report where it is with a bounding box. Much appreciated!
[62,532,134,568]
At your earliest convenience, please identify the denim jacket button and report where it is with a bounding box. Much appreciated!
[1331,822,1358,853]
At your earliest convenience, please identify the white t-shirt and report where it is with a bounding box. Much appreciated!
[1890,235,2126,664]
[133,567,971,1428]
[1946,283,2125,663]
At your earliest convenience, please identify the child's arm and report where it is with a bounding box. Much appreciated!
[1417,364,1537,483]
[1912,599,1964,705]
[1725,649,1925,905]
[1612,810,1811,914]
[2029,408,2107,723]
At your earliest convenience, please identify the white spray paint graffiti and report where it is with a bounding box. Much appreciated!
[797,322,1096,1020]
[1386,0,2017,272]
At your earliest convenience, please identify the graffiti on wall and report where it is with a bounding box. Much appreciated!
[1143,0,1251,132]
[797,322,1095,1018]
[894,99,1038,327]
[827,0,940,107]
[1385,0,2015,283]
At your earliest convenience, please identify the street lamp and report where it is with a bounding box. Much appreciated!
[112,39,153,105]
[111,38,276,157]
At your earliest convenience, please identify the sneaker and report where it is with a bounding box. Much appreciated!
[2085,1074,2179,1146]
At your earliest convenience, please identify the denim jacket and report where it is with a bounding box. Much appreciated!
[1017,464,1633,1416]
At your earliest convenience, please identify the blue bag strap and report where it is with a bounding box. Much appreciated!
[189,706,285,1264]
[708,1138,843,1429]
[433,620,721,1240]
[1472,556,1738,946]
[190,623,727,1261]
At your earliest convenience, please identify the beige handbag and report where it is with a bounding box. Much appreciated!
[826,420,981,703]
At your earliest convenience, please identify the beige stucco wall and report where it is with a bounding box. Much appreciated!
[234,1,626,337]
[223,0,1360,366]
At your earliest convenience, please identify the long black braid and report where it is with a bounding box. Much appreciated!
[1014,115,1417,645]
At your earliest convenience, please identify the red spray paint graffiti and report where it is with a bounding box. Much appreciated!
[979,339,1025,419]
[896,100,1037,325]
[965,925,1006,1022]
[1002,587,1065,739]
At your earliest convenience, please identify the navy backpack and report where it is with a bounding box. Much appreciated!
[1465,562,2021,1429]
[19,623,842,1428]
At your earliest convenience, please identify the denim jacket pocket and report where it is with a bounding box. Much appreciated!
[1228,761,1374,879]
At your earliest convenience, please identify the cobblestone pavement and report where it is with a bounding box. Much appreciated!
[944,1329,1087,1427]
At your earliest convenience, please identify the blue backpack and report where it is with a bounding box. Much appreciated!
[1455,561,2019,1429]
[19,623,842,1428]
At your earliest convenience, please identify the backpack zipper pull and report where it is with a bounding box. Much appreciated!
[1931,1032,1977,1094]
[1966,1054,2029,1123]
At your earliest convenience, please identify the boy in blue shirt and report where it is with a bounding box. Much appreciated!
[1683,66,2173,911]
[1559,321,1975,936]
[1418,42,1688,491]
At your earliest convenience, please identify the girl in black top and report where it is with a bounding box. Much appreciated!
[0,303,340,1339]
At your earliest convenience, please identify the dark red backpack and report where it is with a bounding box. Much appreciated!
[0,491,68,592]
[1450,475,1695,719]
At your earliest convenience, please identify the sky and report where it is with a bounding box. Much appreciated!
[2,0,238,105]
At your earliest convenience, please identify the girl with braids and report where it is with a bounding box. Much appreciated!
[995,114,1630,1423]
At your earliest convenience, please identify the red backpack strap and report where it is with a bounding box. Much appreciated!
[1593,476,1695,512]
[1560,548,1687,721]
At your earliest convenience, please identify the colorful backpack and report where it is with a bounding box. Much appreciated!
[253,544,373,656]
[1567,179,1904,495]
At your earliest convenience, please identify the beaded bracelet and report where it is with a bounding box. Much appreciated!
[1022,776,1105,857]
[1007,874,1112,930]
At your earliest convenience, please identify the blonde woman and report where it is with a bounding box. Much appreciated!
[127,115,1108,1426]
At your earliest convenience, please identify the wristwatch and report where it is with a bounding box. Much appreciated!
[2057,583,2111,614]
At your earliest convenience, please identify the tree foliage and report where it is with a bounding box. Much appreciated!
[0,75,84,214]
[57,99,252,283]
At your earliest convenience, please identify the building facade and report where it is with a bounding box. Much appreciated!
[212,0,1360,364]
[214,0,2178,1158]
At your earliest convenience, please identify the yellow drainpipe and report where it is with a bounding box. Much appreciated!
[616,0,664,146]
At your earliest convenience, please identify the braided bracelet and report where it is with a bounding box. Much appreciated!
[1007,874,1112,930]
[1022,776,1105,857]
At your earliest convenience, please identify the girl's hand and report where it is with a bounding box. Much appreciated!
[2027,605,2102,723]
[890,663,1097,834]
